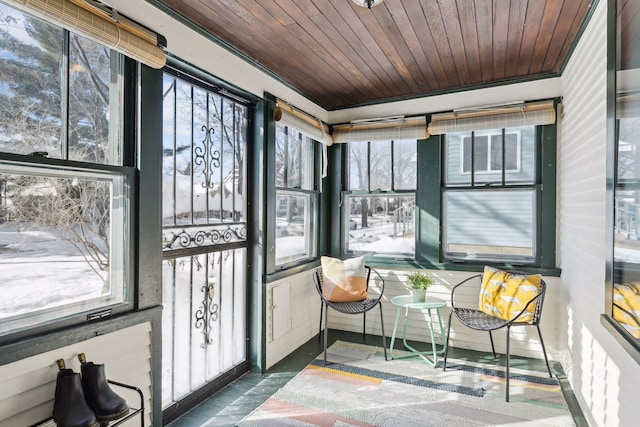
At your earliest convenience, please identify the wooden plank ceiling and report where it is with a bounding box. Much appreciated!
[155,0,594,110]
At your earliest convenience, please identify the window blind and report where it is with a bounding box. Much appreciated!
[273,99,331,177]
[428,100,556,135]
[273,100,331,145]
[331,116,428,143]
[3,0,166,69]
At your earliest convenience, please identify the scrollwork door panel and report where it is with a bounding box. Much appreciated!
[161,68,249,413]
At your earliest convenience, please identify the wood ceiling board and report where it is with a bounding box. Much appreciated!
[475,0,494,83]
[439,0,471,86]
[504,1,527,80]
[515,1,547,77]
[154,0,594,110]
[457,1,482,85]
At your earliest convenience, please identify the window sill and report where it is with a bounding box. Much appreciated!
[266,259,320,282]
[601,314,640,366]
[0,306,162,367]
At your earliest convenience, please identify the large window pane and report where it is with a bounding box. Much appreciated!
[446,132,471,185]
[0,5,63,158]
[443,190,534,261]
[393,139,417,190]
[275,191,317,265]
[369,140,391,190]
[0,5,122,165]
[68,34,122,164]
[275,123,314,191]
[344,194,415,256]
[348,141,369,191]
[0,163,130,335]
[474,135,489,172]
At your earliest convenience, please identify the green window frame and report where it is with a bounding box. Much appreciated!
[416,123,557,272]
[341,139,417,259]
[0,2,139,344]
[269,120,321,272]
[603,0,640,363]
[443,126,537,264]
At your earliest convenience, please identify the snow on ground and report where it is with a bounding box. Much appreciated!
[0,224,104,319]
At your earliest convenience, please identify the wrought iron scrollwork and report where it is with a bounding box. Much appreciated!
[194,280,219,348]
[194,125,220,189]
[163,225,247,250]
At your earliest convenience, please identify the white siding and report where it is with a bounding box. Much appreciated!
[560,1,640,426]
[0,323,153,427]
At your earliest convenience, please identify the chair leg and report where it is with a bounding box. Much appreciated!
[505,325,511,402]
[318,301,323,341]
[536,324,553,378]
[323,303,329,366]
[443,310,454,371]
[488,330,497,358]
[363,312,366,340]
[378,302,388,361]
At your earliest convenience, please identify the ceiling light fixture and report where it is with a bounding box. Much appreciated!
[352,0,384,9]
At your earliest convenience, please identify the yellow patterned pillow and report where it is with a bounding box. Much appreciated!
[613,283,640,339]
[478,266,542,323]
[321,256,368,302]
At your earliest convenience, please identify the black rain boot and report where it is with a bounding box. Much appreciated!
[78,354,129,422]
[53,360,98,427]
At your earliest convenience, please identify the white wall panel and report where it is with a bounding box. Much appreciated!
[0,323,153,427]
[266,270,320,369]
[560,1,640,426]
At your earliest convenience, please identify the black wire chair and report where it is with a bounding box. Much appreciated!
[313,265,388,365]
[443,272,552,402]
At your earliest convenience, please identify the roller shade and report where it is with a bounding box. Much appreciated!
[273,100,331,145]
[332,116,428,143]
[3,0,166,69]
[273,99,331,177]
[428,100,556,135]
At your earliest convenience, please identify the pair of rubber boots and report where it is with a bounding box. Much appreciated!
[53,353,129,427]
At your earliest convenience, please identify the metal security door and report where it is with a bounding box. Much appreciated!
[160,68,249,420]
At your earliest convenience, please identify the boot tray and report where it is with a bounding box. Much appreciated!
[32,380,144,427]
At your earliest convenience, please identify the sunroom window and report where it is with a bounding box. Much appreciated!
[443,126,536,262]
[274,122,319,266]
[428,100,557,267]
[344,139,417,257]
[0,3,131,337]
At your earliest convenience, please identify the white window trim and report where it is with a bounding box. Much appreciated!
[460,129,522,175]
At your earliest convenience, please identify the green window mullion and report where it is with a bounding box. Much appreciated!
[416,134,442,264]
[471,132,475,186]
[501,128,506,185]
[367,141,371,192]
[62,30,70,160]
[539,123,557,269]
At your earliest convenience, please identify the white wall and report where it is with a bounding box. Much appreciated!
[0,323,153,427]
[560,1,640,426]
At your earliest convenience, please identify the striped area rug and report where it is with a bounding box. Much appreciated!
[238,341,575,427]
